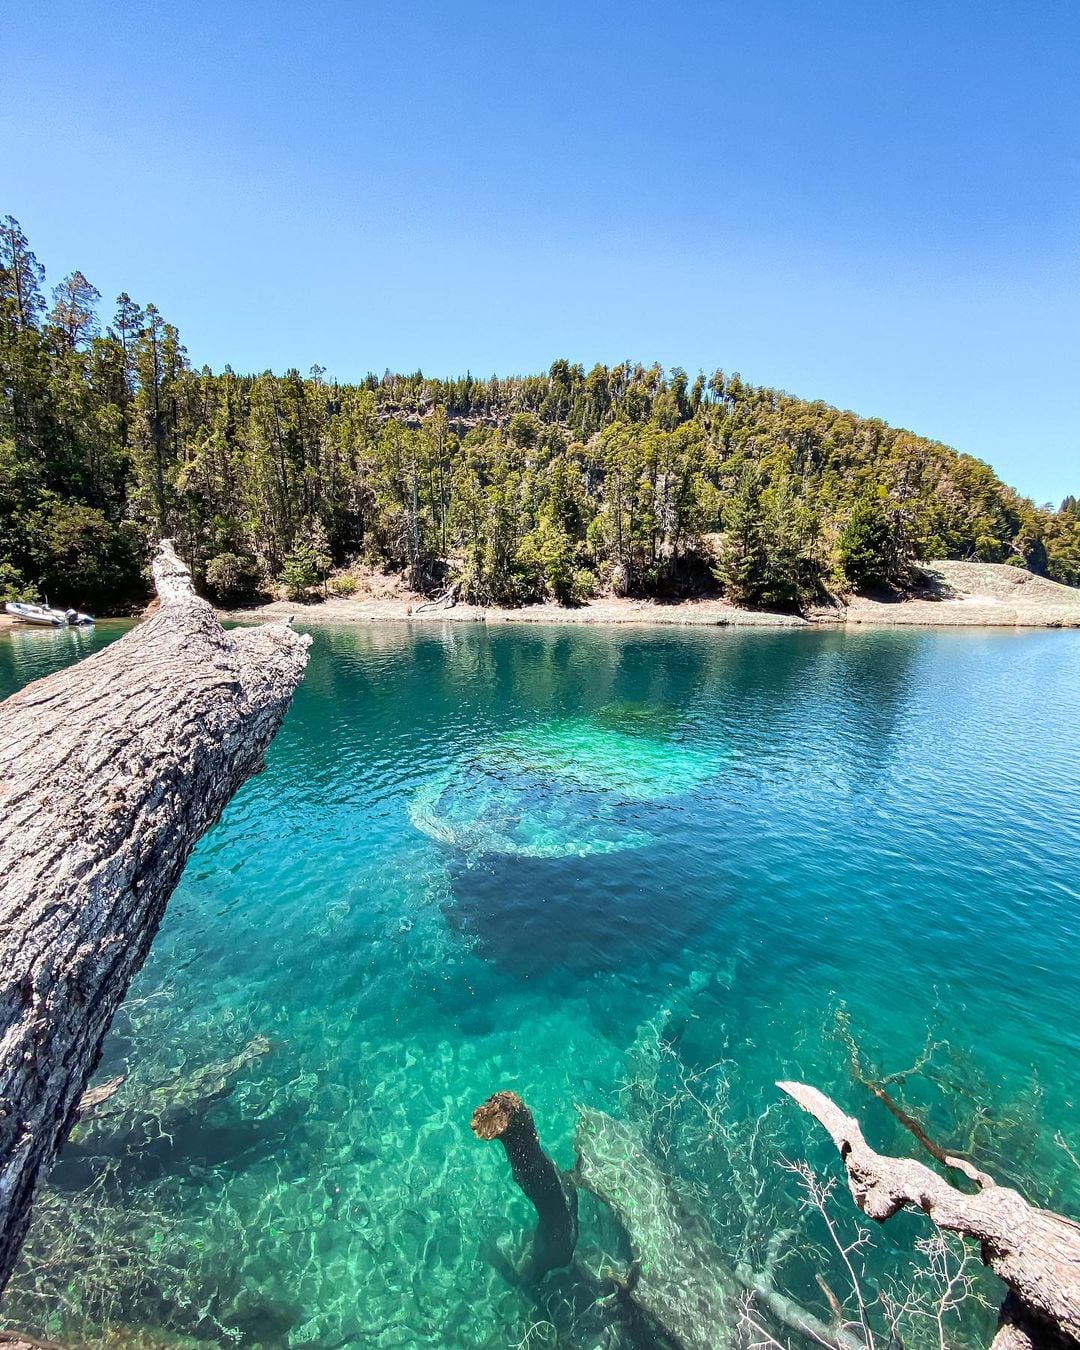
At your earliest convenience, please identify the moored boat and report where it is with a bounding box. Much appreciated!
[4,601,94,627]
[5,601,66,627]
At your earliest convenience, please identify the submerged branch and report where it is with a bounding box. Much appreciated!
[836,1014,974,1174]
[779,1081,1080,1347]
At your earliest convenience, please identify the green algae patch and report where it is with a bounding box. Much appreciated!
[483,711,722,801]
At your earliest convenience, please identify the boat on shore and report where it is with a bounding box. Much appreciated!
[4,601,94,627]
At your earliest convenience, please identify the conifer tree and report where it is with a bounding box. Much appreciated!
[716,469,768,605]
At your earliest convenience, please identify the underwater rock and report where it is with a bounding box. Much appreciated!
[226,1289,303,1345]
[410,762,651,860]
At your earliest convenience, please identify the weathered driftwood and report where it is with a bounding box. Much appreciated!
[413,583,458,614]
[471,1091,578,1280]
[779,1081,1080,1349]
[574,1107,865,1350]
[0,540,310,1293]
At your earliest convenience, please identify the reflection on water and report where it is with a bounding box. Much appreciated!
[1,622,1078,1347]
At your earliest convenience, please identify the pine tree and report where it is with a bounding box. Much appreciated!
[716,469,768,606]
[838,496,896,590]
[48,272,101,350]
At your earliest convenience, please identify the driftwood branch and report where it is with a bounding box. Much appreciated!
[779,1081,1080,1348]
[0,541,310,1294]
[413,583,458,614]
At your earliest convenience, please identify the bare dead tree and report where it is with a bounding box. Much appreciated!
[0,541,310,1294]
[779,1082,1080,1349]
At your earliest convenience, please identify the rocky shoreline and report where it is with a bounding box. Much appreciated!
[219,561,1080,631]
[4,560,1077,635]
[222,595,809,628]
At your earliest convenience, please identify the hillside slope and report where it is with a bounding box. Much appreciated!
[844,560,1080,627]
[2,214,1079,613]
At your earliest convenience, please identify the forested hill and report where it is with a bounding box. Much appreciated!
[2,214,1078,614]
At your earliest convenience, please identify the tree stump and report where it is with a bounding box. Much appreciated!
[471,1090,578,1279]
[0,541,310,1294]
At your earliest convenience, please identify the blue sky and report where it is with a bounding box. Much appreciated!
[4,0,1077,504]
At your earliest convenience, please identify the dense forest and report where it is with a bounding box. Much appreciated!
[2,214,1078,614]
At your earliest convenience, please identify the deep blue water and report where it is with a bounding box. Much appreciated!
[1,620,1078,1348]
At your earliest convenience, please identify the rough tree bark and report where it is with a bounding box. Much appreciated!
[779,1081,1080,1349]
[471,1090,578,1280]
[0,541,310,1294]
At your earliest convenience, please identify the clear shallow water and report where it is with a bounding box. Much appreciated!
[2,621,1079,1347]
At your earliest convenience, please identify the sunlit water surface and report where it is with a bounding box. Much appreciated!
[1,621,1078,1348]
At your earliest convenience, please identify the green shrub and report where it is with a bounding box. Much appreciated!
[280,547,320,601]
[329,573,358,597]
[572,568,598,601]
[205,552,262,606]
[0,561,38,603]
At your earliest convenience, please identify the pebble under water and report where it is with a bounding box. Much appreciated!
[1,620,1078,1349]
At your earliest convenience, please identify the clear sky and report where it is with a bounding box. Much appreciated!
[4,1,1077,504]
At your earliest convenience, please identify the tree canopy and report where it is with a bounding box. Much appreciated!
[2,214,1077,612]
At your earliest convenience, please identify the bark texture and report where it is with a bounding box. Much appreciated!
[779,1081,1080,1348]
[471,1090,578,1279]
[0,541,310,1293]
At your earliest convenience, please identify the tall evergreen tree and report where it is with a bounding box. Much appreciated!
[716,469,768,605]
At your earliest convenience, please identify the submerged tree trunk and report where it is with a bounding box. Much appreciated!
[0,541,310,1294]
[779,1081,1080,1349]
[574,1105,737,1349]
[471,1090,578,1279]
[574,1106,865,1350]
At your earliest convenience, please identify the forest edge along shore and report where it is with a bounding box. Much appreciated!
[205,558,1080,631]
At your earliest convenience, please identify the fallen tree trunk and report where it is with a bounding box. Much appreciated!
[0,541,310,1294]
[71,1034,273,1151]
[574,1106,737,1348]
[574,1107,865,1350]
[779,1081,1080,1349]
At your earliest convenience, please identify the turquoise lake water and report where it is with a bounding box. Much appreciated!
[1,620,1078,1348]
